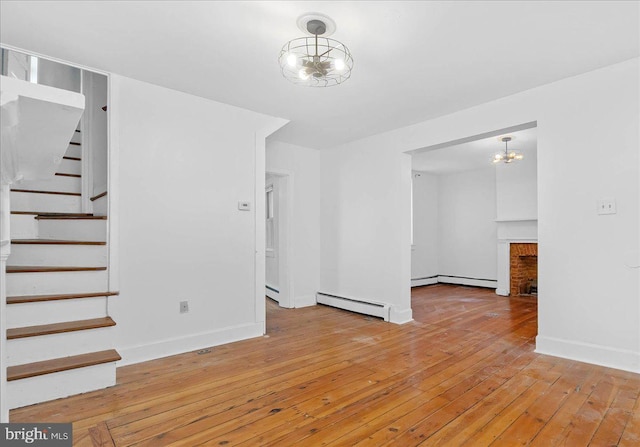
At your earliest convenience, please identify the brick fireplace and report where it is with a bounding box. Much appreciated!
[510,243,538,296]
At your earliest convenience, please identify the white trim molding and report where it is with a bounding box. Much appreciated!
[411,276,438,288]
[389,306,413,324]
[536,335,640,374]
[117,322,264,367]
[295,294,317,308]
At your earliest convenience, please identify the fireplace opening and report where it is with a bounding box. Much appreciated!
[510,243,538,297]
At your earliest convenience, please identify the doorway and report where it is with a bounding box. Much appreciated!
[408,122,538,307]
[265,171,293,309]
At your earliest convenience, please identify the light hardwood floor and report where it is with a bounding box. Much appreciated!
[10,284,640,446]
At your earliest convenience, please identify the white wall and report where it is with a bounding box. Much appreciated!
[438,168,497,282]
[109,75,285,365]
[411,172,438,282]
[83,70,108,197]
[321,58,639,372]
[320,147,413,323]
[496,150,538,220]
[266,141,320,308]
[37,58,80,93]
[412,166,503,288]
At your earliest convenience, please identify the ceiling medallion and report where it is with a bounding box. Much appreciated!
[278,13,353,87]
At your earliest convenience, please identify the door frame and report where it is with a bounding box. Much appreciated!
[265,170,294,309]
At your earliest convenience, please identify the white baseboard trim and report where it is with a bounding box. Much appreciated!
[536,335,640,374]
[495,288,509,296]
[295,294,316,308]
[411,277,438,287]
[389,306,413,324]
[117,322,264,367]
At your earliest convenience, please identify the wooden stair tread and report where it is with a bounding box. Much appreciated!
[7,291,119,304]
[56,173,82,178]
[7,349,121,381]
[12,211,93,216]
[7,265,107,273]
[11,188,81,197]
[12,239,106,246]
[7,317,115,339]
[36,214,106,220]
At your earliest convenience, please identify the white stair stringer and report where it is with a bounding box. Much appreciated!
[38,219,107,242]
[7,362,116,410]
[7,326,114,366]
[10,191,81,213]
[9,214,38,239]
[6,270,108,296]
[6,296,107,327]
[13,176,81,194]
[8,243,107,266]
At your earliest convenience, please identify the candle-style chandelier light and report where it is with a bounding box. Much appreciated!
[493,136,524,164]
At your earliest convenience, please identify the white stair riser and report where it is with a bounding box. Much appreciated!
[92,195,108,216]
[13,176,81,194]
[9,244,107,266]
[6,270,108,295]
[8,362,116,409]
[70,133,82,145]
[38,219,107,242]
[10,214,38,239]
[67,142,82,155]
[57,158,81,176]
[7,327,114,366]
[6,297,107,328]
[10,191,81,213]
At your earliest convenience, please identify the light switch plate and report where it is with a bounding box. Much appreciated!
[238,201,251,211]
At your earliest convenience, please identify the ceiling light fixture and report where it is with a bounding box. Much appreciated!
[279,13,353,87]
[493,136,524,164]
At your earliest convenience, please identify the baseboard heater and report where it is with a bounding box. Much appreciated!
[316,292,390,321]
[411,275,497,289]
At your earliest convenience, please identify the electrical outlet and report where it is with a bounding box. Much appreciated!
[597,199,616,215]
[180,301,189,313]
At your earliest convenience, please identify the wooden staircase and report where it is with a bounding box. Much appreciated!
[5,129,120,409]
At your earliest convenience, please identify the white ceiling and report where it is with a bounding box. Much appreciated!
[412,127,537,175]
[1,1,638,149]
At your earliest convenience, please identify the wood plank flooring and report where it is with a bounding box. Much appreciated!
[9,284,640,446]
